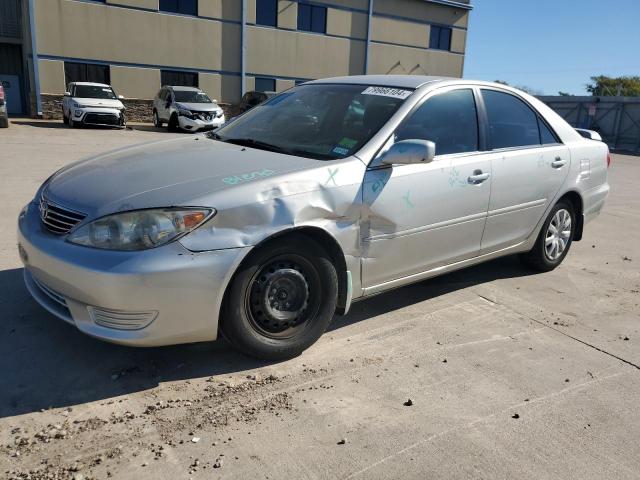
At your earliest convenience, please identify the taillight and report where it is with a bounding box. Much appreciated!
[0,86,4,101]
[607,151,612,168]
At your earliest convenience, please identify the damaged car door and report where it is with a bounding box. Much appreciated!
[362,87,491,288]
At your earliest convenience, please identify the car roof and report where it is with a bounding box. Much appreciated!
[165,86,201,92]
[71,82,112,88]
[306,75,452,89]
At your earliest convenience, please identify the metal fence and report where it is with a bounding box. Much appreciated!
[537,96,640,153]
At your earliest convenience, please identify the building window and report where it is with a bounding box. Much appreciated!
[159,0,197,16]
[161,70,199,87]
[64,62,110,86]
[429,25,452,51]
[297,3,326,34]
[256,0,277,27]
[255,77,276,93]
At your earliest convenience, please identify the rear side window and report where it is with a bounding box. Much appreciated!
[538,118,559,145]
[396,89,479,156]
[482,89,541,149]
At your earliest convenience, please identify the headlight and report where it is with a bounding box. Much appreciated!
[177,107,193,118]
[72,101,85,108]
[67,208,214,251]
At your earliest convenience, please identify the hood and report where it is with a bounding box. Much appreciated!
[44,137,324,218]
[176,102,221,112]
[74,97,124,109]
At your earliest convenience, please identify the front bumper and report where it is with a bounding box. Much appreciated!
[73,107,124,127]
[18,201,249,346]
[178,114,225,132]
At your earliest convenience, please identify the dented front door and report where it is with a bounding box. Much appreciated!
[360,154,492,288]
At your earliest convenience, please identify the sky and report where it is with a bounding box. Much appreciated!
[463,0,640,95]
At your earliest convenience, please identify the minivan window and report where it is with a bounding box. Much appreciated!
[74,85,117,100]
[173,90,212,103]
[395,89,479,156]
[482,89,541,149]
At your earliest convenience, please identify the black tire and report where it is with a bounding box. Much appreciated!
[68,117,76,128]
[167,114,178,132]
[520,200,575,272]
[62,111,68,125]
[221,235,338,360]
[153,110,163,128]
[0,116,8,128]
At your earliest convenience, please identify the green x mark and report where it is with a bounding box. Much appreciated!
[326,167,339,186]
[402,190,414,208]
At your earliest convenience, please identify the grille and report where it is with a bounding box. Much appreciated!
[39,196,86,235]
[84,113,120,126]
[88,306,157,330]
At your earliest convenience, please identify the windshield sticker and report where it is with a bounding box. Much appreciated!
[222,168,275,185]
[338,137,358,149]
[331,146,350,156]
[361,86,412,99]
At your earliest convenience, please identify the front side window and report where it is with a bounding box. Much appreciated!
[159,0,197,15]
[298,4,326,34]
[173,90,212,103]
[256,0,277,27]
[396,89,479,156]
[429,25,452,51]
[212,84,411,160]
[73,85,117,100]
[482,89,542,149]
[64,62,110,85]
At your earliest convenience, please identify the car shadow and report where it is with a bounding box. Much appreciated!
[10,120,67,129]
[0,256,534,418]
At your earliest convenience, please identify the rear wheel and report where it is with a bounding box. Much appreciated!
[221,235,338,360]
[520,200,575,272]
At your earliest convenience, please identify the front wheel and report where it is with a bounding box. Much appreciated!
[153,110,163,128]
[520,200,575,272]
[167,114,179,132]
[221,235,338,360]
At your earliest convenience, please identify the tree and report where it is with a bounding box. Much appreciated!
[558,91,572,96]
[586,76,640,96]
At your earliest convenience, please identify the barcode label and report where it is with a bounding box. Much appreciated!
[361,86,412,99]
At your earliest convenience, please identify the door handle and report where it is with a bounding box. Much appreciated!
[551,157,567,168]
[468,170,491,184]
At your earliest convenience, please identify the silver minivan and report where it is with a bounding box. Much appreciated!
[152,86,225,132]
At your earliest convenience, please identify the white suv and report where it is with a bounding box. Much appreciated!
[62,82,126,128]
[153,86,225,132]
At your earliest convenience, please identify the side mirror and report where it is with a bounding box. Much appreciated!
[381,139,436,166]
[64,91,71,96]
[118,95,124,100]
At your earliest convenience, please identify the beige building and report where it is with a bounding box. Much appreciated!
[1,0,471,118]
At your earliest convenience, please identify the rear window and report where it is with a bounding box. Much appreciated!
[482,89,541,149]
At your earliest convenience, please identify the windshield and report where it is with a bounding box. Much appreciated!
[211,84,412,160]
[174,90,213,103]
[74,85,117,100]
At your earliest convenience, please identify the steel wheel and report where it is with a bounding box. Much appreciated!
[245,254,320,340]
[545,208,572,261]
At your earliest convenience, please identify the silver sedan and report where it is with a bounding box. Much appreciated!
[18,76,610,359]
